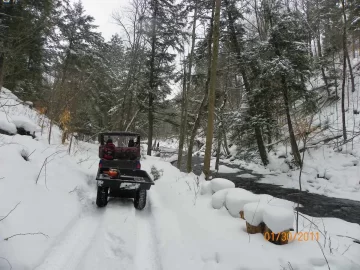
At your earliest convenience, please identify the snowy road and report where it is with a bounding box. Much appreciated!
[35,197,162,270]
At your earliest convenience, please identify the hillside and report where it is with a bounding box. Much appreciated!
[1,88,360,269]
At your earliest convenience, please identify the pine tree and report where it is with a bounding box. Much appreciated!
[0,0,53,97]
[46,0,102,143]
[265,8,314,166]
[143,0,184,156]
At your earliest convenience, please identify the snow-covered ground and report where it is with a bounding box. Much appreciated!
[1,88,360,269]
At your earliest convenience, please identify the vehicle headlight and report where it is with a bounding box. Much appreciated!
[98,180,104,186]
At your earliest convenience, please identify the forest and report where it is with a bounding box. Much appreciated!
[1,0,360,179]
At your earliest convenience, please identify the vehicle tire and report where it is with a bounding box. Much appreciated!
[134,189,146,210]
[96,187,108,207]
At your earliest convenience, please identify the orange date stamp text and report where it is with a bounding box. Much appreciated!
[264,231,319,242]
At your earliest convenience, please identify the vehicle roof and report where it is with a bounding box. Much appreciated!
[99,131,140,136]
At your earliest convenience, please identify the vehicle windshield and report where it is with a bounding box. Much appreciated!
[104,135,138,147]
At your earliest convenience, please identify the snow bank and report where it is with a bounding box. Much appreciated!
[0,88,95,269]
[149,156,360,270]
[263,206,294,233]
[224,188,258,217]
[210,178,235,193]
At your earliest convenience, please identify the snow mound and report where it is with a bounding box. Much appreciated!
[11,115,38,133]
[244,202,266,226]
[211,178,235,193]
[263,206,294,233]
[0,117,17,134]
[244,202,265,226]
[224,188,258,217]
[211,188,232,209]
[258,194,298,209]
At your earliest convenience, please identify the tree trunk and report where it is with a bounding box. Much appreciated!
[126,109,140,131]
[346,53,355,93]
[282,78,302,167]
[254,125,268,165]
[341,0,348,141]
[124,90,134,128]
[222,130,230,155]
[48,119,53,144]
[187,93,207,173]
[254,0,262,39]
[352,34,356,58]
[177,61,187,169]
[317,35,330,96]
[0,52,4,91]
[186,0,215,173]
[147,0,158,156]
[305,0,313,57]
[178,6,198,170]
[342,50,348,141]
[203,0,221,180]
[333,52,338,98]
[215,131,222,171]
[266,124,272,152]
[62,131,67,144]
[68,134,73,154]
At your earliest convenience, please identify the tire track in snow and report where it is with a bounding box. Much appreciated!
[134,195,163,270]
[34,208,105,270]
[76,199,137,270]
[34,198,137,270]
[147,189,195,270]
[35,196,162,270]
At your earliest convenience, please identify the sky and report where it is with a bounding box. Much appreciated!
[78,0,129,41]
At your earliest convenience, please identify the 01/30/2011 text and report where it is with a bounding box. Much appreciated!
[264,232,320,242]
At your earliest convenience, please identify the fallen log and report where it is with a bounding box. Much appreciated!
[299,135,342,152]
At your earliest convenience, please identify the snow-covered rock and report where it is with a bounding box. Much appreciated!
[210,178,235,193]
[224,188,258,217]
[0,118,17,134]
[279,162,290,173]
[25,101,33,107]
[244,202,265,226]
[211,188,232,209]
[263,206,294,233]
[12,115,38,133]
